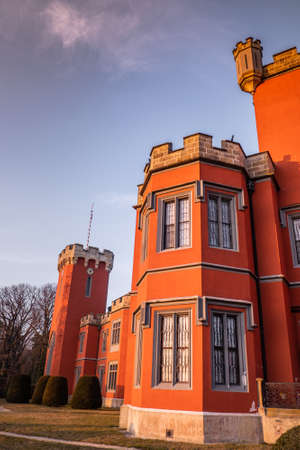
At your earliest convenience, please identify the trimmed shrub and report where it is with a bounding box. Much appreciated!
[31,375,50,404]
[273,425,300,449]
[42,376,68,407]
[71,376,101,409]
[6,374,31,403]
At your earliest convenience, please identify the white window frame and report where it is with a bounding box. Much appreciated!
[110,320,121,349]
[101,330,108,353]
[85,275,92,297]
[74,366,81,387]
[134,314,143,387]
[141,213,149,261]
[210,310,247,392]
[107,362,118,392]
[157,192,192,252]
[288,214,300,268]
[98,365,105,392]
[207,191,238,251]
[79,332,85,353]
[152,310,191,389]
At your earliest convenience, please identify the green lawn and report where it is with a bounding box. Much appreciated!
[0,400,271,449]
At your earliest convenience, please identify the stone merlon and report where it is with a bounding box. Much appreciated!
[58,243,114,272]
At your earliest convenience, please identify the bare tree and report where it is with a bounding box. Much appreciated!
[0,284,37,377]
[0,283,56,388]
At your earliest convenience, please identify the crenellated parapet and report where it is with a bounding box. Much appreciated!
[80,313,102,328]
[58,243,114,272]
[263,47,300,79]
[147,133,246,174]
[245,152,275,179]
[135,133,277,207]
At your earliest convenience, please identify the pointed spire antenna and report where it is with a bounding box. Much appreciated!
[86,202,94,250]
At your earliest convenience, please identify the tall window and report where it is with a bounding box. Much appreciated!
[101,330,108,352]
[45,332,55,375]
[74,366,81,386]
[111,321,121,346]
[208,193,235,249]
[211,311,247,391]
[98,366,105,391]
[292,216,300,265]
[85,276,92,297]
[154,312,190,386]
[134,316,143,387]
[79,332,85,353]
[162,197,190,250]
[141,214,149,261]
[107,362,118,391]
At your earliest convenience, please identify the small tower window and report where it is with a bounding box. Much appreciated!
[85,276,92,297]
[244,55,248,70]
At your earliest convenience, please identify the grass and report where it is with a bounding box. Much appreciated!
[0,399,271,449]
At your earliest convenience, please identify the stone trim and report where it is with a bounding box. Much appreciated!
[263,47,300,80]
[123,403,260,416]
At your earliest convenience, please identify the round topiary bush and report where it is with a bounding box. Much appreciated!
[6,374,31,403]
[31,375,50,404]
[71,376,101,409]
[273,425,300,449]
[42,376,68,407]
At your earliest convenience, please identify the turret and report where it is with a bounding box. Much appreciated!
[233,37,263,94]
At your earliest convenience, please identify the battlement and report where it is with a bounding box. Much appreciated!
[233,37,262,60]
[80,313,102,328]
[146,133,246,174]
[263,47,300,79]
[58,243,114,272]
[245,151,275,179]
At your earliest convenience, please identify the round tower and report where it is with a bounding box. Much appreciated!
[44,244,114,393]
[233,37,263,94]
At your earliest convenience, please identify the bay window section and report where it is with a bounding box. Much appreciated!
[208,193,236,250]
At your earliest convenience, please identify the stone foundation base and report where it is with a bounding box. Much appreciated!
[119,405,263,444]
[102,397,123,408]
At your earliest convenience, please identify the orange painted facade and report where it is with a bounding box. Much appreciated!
[45,38,300,442]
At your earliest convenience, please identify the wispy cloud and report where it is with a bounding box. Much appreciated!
[95,192,136,207]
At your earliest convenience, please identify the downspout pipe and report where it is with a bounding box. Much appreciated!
[247,179,268,382]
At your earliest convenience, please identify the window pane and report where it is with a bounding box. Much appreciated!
[160,316,173,382]
[212,314,225,385]
[221,199,232,249]
[164,202,175,248]
[208,197,219,246]
[293,218,300,263]
[85,276,92,297]
[227,316,240,385]
[112,322,120,345]
[178,198,190,247]
[176,314,190,383]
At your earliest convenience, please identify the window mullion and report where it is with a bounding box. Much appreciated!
[173,313,177,385]
[223,314,229,389]
[218,197,223,247]
[175,199,179,248]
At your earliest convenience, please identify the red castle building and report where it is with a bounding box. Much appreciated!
[45,38,300,444]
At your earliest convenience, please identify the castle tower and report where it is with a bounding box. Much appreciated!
[44,244,114,393]
[233,39,300,383]
[233,37,263,94]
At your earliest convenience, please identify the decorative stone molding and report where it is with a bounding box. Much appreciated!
[80,313,102,328]
[58,243,114,272]
[245,152,275,179]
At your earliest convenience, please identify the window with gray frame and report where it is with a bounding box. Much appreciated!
[153,312,190,386]
[160,196,191,250]
[211,311,247,391]
[74,366,81,386]
[208,193,236,249]
[107,362,118,391]
[289,215,300,266]
[101,330,108,352]
[85,275,92,297]
[141,214,149,261]
[79,332,85,353]
[98,365,105,391]
[45,331,55,375]
[134,316,143,387]
[111,321,121,346]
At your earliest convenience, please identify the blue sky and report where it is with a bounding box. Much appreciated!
[1,0,300,304]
